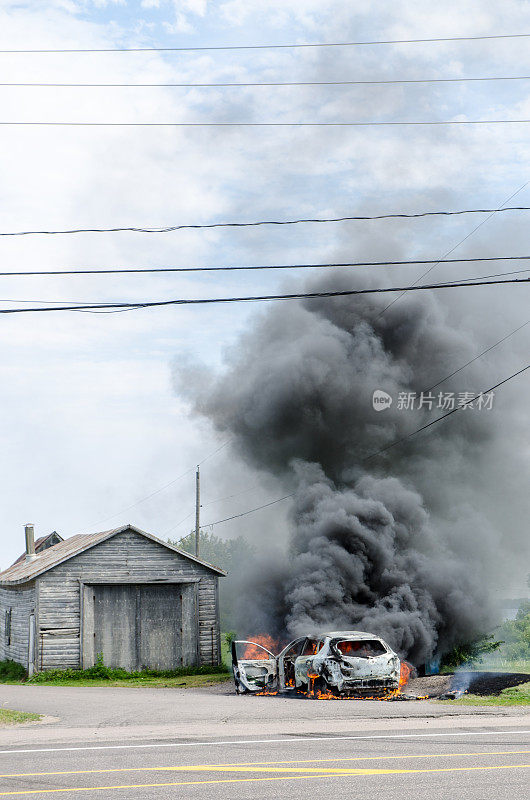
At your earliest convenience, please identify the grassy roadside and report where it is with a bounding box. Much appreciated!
[24,673,230,689]
[0,673,231,688]
[448,681,530,706]
[0,657,231,688]
[0,709,41,726]
[469,660,530,675]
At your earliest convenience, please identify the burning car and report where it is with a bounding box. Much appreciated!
[232,631,401,696]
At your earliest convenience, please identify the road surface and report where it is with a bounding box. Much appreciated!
[0,682,528,798]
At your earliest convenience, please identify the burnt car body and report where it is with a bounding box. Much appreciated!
[232,631,400,695]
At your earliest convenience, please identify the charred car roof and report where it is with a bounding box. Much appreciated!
[312,631,390,640]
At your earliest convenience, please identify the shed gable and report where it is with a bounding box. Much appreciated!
[36,528,220,670]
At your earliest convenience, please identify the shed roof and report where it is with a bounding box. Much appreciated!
[11,531,64,567]
[0,525,226,585]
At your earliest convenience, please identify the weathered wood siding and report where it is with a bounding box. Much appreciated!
[0,583,35,667]
[36,529,220,670]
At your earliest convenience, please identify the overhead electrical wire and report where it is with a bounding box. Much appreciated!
[1,268,528,311]
[87,467,195,528]
[1,255,529,277]
[2,206,529,237]
[363,362,530,462]
[375,179,530,319]
[165,484,263,534]
[183,360,530,526]
[202,494,295,529]
[3,76,530,87]
[2,118,530,126]
[0,276,529,315]
[2,32,530,53]
[423,318,530,393]
[87,439,231,528]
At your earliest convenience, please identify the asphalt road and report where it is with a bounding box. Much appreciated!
[2,681,528,745]
[1,683,529,798]
[1,726,529,799]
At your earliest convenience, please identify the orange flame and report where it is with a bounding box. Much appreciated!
[241,634,279,659]
[242,636,425,701]
[399,661,412,688]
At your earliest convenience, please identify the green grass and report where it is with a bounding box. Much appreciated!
[221,637,233,669]
[20,673,230,689]
[0,660,27,681]
[448,681,530,706]
[441,660,530,676]
[471,660,530,674]
[1,655,230,687]
[28,664,230,687]
[0,709,41,726]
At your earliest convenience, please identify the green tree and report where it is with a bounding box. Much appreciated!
[498,601,530,661]
[169,530,256,631]
[441,633,504,670]
[170,530,254,573]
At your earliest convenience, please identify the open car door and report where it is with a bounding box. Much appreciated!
[232,640,278,693]
[277,637,307,691]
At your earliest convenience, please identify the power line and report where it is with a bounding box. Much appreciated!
[424,319,530,393]
[202,485,260,508]
[3,76,530,87]
[2,206,529,238]
[2,267,528,309]
[0,298,88,304]
[87,439,231,527]
[363,362,530,462]
[2,118,530,126]
[87,467,194,528]
[1,255,529,278]
[198,439,231,466]
[202,494,295,529]
[375,180,530,319]
[186,360,530,525]
[0,276,528,315]
[2,33,530,53]
[165,484,261,535]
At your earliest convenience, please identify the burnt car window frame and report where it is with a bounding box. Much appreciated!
[232,640,277,663]
[333,638,388,658]
[300,637,321,656]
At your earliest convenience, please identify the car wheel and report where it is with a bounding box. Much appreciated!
[307,677,326,698]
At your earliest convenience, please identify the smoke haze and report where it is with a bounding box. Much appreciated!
[176,271,523,664]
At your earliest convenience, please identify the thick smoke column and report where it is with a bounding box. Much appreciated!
[177,272,500,664]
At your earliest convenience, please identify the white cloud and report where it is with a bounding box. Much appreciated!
[162,0,209,33]
[176,0,208,14]
[219,0,329,29]
[0,0,528,588]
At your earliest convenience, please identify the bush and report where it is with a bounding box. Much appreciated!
[0,659,27,681]
[28,653,229,683]
[441,634,503,671]
[498,602,530,661]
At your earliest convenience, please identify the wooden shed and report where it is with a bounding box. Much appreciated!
[0,524,225,674]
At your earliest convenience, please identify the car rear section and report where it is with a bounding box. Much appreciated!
[294,634,400,695]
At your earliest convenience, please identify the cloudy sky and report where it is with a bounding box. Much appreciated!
[0,1,529,590]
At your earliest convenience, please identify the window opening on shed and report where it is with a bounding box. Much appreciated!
[4,608,12,646]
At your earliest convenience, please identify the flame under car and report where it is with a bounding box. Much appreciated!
[232,631,401,696]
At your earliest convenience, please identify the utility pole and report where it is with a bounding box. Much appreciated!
[195,465,200,557]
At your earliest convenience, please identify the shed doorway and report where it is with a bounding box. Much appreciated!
[83,582,198,671]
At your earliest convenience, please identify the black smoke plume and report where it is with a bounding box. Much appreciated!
[177,272,501,664]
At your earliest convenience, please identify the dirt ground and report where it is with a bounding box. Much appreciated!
[451,672,530,695]
[405,672,530,698]
[205,672,529,700]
